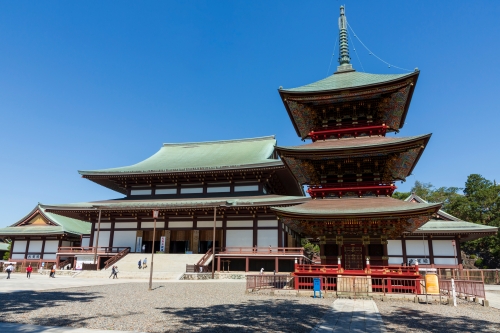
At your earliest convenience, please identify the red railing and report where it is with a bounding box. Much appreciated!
[293,264,419,276]
[104,247,130,270]
[218,247,304,256]
[57,246,131,254]
[309,124,388,141]
[246,275,294,290]
[307,182,396,198]
[186,248,214,273]
[440,279,486,300]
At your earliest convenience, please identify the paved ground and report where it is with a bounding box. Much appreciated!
[0,278,331,332]
[312,299,384,333]
[376,297,500,332]
[0,273,150,293]
[485,284,500,309]
[0,322,144,333]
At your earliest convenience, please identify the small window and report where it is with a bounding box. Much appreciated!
[234,185,259,192]
[130,189,151,195]
[156,187,177,195]
[207,186,230,193]
[181,186,203,194]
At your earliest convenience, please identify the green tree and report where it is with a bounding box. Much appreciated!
[392,191,410,201]
[447,174,500,268]
[2,240,11,260]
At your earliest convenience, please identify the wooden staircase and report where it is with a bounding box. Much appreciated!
[186,248,213,273]
[104,247,130,269]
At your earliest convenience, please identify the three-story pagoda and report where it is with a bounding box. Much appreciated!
[272,6,441,270]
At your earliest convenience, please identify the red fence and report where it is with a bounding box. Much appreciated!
[246,274,486,301]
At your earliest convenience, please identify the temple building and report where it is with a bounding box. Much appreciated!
[0,7,496,274]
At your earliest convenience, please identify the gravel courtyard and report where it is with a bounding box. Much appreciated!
[0,281,332,333]
[375,299,500,332]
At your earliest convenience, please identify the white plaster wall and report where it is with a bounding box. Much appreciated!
[93,231,110,247]
[141,222,165,229]
[44,240,59,253]
[98,223,112,229]
[61,241,71,247]
[168,221,192,228]
[197,221,222,228]
[12,240,27,253]
[258,220,278,227]
[226,230,253,247]
[11,254,25,259]
[227,220,253,228]
[81,237,90,247]
[432,240,455,256]
[113,231,136,249]
[257,229,278,247]
[387,240,403,256]
[405,240,429,256]
[434,257,457,265]
[115,222,138,229]
[28,240,43,253]
[43,253,57,260]
[388,257,404,264]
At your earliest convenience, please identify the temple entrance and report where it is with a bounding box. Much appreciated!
[343,245,363,270]
[170,241,189,254]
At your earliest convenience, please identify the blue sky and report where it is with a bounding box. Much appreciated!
[1,1,499,227]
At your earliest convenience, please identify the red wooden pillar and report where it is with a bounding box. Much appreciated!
[217,256,221,272]
[275,256,279,273]
[245,257,249,272]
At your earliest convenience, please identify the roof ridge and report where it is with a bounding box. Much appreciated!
[162,135,276,147]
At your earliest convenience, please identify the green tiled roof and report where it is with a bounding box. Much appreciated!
[416,220,498,233]
[0,205,91,237]
[0,242,10,251]
[79,136,281,175]
[272,197,440,216]
[0,226,67,236]
[41,195,308,211]
[281,71,417,93]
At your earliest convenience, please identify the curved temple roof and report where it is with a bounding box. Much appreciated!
[0,205,91,237]
[79,136,281,176]
[280,71,417,93]
[272,197,440,218]
[277,134,431,154]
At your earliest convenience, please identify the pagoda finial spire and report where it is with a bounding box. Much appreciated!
[337,6,353,72]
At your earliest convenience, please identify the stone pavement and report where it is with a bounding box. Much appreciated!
[485,284,500,310]
[0,273,150,293]
[0,322,145,333]
[312,298,385,333]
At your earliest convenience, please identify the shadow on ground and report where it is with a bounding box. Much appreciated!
[0,290,101,327]
[380,305,500,332]
[157,299,327,332]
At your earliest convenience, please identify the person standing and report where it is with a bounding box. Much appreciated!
[26,264,33,279]
[142,244,146,253]
[41,262,45,272]
[138,259,142,269]
[6,264,14,279]
[260,267,264,275]
[142,257,147,269]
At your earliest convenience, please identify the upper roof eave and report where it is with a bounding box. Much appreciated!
[271,197,441,219]
[279,70,419,95]
[276,134,431,155]
[79,160,285,177]
[40,195,309,212]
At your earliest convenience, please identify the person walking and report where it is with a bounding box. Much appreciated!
[26,264,33,279]
[142,244,146,253]
[49,264,56,278]
[113,266,119,279]
[109,265,116,278]
[41,262,45,273]
[138,259,142,269]
[142,257,147,269]
[6,264,14,279]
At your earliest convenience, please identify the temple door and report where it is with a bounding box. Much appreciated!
[343,245,363,270]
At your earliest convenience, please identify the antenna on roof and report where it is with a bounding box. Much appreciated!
[337,6,353,73]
